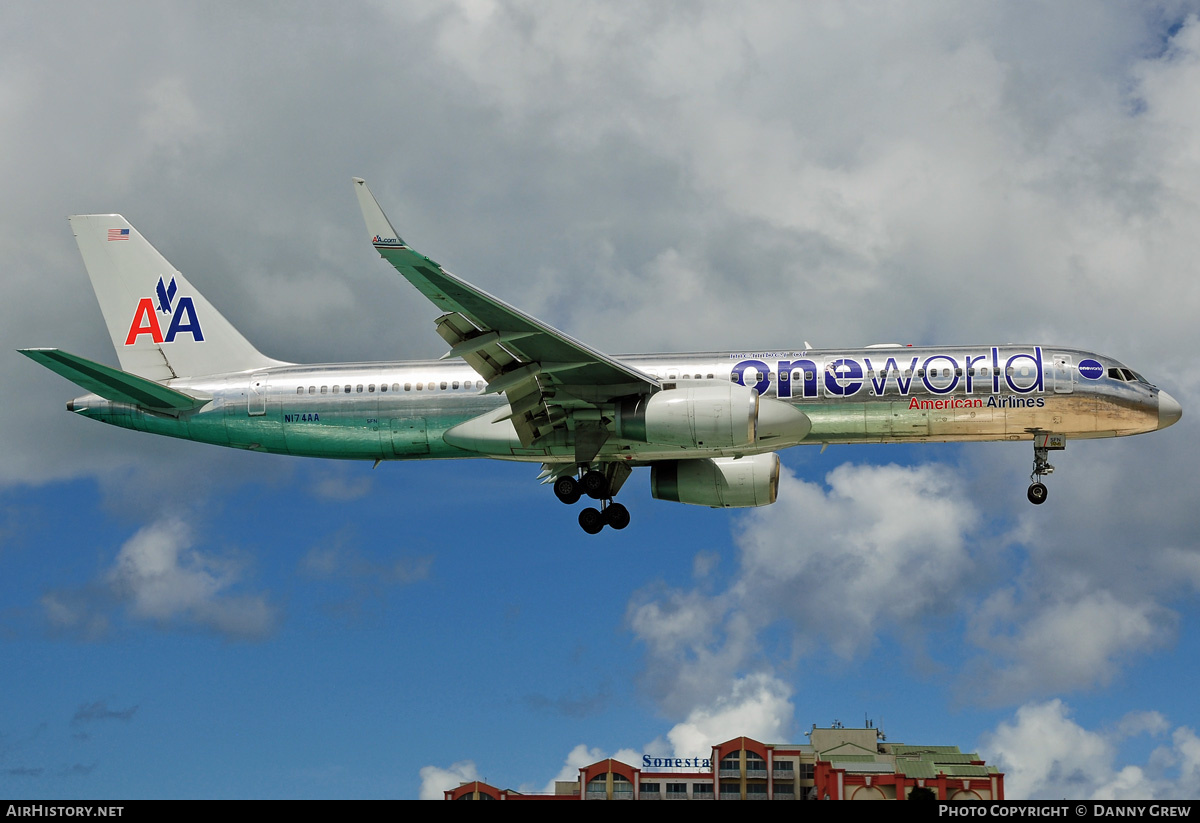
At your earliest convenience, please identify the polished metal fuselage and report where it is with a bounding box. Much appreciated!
[67,345,1167,463]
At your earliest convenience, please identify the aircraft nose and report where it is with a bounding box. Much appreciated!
[1158,390,1183,430]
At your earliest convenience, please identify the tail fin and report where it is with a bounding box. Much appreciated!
[69,214,284,380]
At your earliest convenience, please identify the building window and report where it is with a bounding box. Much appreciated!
[746,751,766,778]
[613,774,632,798]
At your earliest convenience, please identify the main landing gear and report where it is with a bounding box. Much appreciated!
[1027,435,1064,505]
[553,467,631,533]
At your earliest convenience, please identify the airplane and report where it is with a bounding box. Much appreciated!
[20,179,1182,533]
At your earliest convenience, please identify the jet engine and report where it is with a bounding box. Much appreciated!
[616,384,758,448]
[650,453,780,508]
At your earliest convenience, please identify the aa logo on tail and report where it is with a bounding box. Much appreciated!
[124,276,204,345]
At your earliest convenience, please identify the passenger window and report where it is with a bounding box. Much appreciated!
[416,382,423,390]
[356,385,363,393]
[309,386,316,394]
[296,387,303,395]
[392,383,400,392]
[706,373,713,379]
[405,383,412,391]
[453,381,460,389]
[321,386,327,394]
[333,385,340,394]
[380,384,387,392]
[344,385,351,393]
[368,384,375,392]
[440,381,448,390]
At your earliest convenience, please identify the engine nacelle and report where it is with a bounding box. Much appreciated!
[650,453,780,508]
[616,384,758,448]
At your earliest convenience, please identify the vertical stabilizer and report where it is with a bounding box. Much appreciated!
[70,215,285,380]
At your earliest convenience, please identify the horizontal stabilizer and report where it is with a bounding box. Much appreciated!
[19,348,209,411]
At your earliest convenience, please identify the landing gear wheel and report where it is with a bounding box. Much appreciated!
[1028,442,1056,506]
[604,502,630,530]
[581,470,610,500]
[579,507,605,534]
[553,475,582,505]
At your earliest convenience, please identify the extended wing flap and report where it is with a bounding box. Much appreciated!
[19,348,209,411]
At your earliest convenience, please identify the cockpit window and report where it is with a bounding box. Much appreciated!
[1108,367,1152,385]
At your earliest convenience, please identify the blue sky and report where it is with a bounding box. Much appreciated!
[3,0,1200,799]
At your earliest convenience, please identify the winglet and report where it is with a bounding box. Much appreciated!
[352,178,408,252]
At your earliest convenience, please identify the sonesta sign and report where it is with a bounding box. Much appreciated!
[642,755,713,770]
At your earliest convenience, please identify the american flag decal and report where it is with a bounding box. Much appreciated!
[108,228,130,241]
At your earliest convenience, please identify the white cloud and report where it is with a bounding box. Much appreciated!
[980,700,1200,800]
[968,589,1175,699]
[666,673,793,756]
[735,463,978,658]
[628,461,979,718]
[418,759,481,800]
[540,743,606,792]
[43,518,277,640]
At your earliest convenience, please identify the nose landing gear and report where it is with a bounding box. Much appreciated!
[1027,434,1064,505]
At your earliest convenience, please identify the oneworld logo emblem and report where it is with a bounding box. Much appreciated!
[124,276,204,345]
[1078,359,1104,380]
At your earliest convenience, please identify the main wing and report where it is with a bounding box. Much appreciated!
[352,178,659,462]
